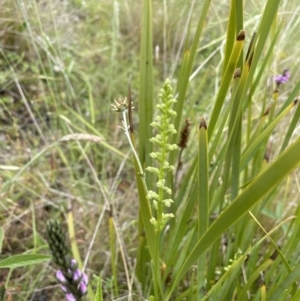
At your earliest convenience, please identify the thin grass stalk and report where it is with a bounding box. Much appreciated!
[230,70,243,201]
[249,211,292,274]
[241,99,299,170]
[30,199,37,251]
[236,259,273,301]
[208,269,236,300]
[137,1,155,292]
[169,0,212,174]
[122,108,156,259]
[15,0,56,111]
[220,67,244,209]
[67,207,83,269]
[123,80,156,290]
[208,146,228,212]
[197,119,209,294]
[208,103,231,163]
[109,212,119,298]
[210,55,248,213]
[231,116,242,200]
[222,0,236,75]
[235,0,244,68]
[171,226,196,277]
[207,30,245,140]
[95,272,103,301]
[251,36,280,111]
[139,0,153,175]
[60,108,127,160]
[245,91,253,185]
[277,80,300,115]
[165,175,197,270]
[280,97,300,152]
[205,236,220,291]
[240,0,281,105]
[173,0,212,133]
[267,262,300,300]
[283,204,300,258]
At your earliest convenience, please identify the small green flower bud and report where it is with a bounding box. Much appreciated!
[147,190,160,201]
[150,217,157,226]
[163,199,174,207]
[156,179,165,188]
[146,166,160,176]
[149,137,163,146]
[167,109,177,117]
[149,152,162,160]
[162,186,172,195]
[162,213,174,220]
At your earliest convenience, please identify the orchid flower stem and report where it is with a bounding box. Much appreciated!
[122,111,144,175]
[121,110,151,206]
[122,109,161,299]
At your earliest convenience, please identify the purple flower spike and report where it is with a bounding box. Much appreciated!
[65,293,76,301]
[274,69,290,85]
[54,259,88,299]
[56,270,68,284]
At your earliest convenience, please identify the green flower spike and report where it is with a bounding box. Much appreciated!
[46,219,71,270]
[146,79,178,231]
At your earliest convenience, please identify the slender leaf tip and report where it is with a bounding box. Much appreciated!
[234,68,241,79]
[263,102,273,116]
[293,97,299,105]
[245,32,256,62]
[199,118,207,129]
[237,30,245,41]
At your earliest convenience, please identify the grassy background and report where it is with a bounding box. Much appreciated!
[1,0,300,300]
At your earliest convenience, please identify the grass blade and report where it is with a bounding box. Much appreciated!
[166,135,300,299]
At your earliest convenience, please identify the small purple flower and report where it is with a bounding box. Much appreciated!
[61,285,68,293]
[72,269,82,283]
[78,281,88,295]
[65,293,76,301]
[70,259,78,271]
[56,270,68,284]
[274,69,290,86]
[81,273,88,286]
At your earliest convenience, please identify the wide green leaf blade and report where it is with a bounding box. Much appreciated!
[0,254,51,268]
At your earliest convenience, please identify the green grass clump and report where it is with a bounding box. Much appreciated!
[1,0,300,300]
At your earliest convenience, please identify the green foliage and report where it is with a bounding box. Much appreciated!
[0,254,50,269]
[131,0,300,300]
[1,0,300,300]
[0,285,5,301]
[94,272,104,301]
